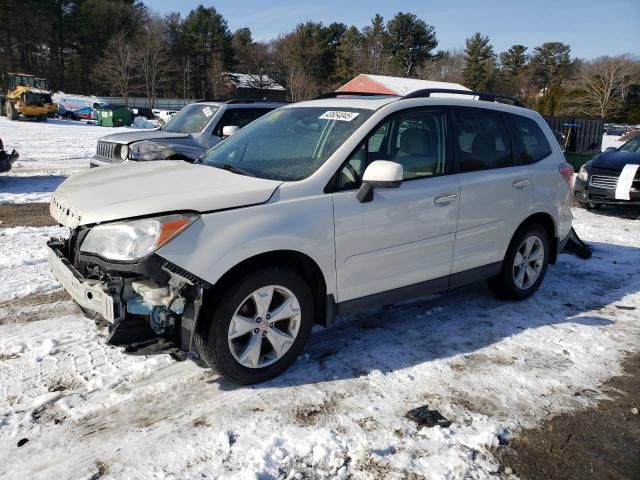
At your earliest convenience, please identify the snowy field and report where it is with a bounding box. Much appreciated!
[0,117,136,204]
[0,209,638,479]
[0,118,639,479]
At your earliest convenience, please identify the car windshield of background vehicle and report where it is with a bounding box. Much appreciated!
[199,107,373,180]
[161,104,219,133]
[619,136,640,153]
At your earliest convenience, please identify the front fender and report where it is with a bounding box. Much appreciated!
[156,193,337,297]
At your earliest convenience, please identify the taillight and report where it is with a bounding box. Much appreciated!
[559,163,574,187]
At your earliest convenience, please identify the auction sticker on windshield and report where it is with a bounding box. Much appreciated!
[319,111,360,121]
[203,106,214,118]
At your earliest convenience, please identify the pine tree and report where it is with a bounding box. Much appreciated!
[463,33,495,90]
[362,14,387,74]
[334,26,363,84]
[383,12,437,77]
[529,42,575,91]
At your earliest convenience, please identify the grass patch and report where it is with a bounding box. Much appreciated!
[564,152,594,172]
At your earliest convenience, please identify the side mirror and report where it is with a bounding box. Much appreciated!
[605,147,617,152]
[357,160,403,203]
[222,125,240,138]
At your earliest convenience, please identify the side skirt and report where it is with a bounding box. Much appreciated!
[327,262,503,322]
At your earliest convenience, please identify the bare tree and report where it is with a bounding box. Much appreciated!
[272,36,320,102]
[93,31,136,105]
[415,49,465,83]
[580,55,638,118]
[136,17,172,109]
[208,53,233,99]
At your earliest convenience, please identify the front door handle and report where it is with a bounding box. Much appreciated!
[434,193,458,205]
[512,179,530,189]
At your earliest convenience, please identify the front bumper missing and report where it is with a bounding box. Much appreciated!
[47,241,122,323]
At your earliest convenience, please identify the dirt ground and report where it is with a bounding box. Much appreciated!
[497,353,640,480]
[0,203,56,228]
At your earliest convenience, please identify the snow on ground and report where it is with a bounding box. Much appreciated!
[0,226,67,301]
[601,134,625,151]
[0,117,137,204]
[0,208,639,479]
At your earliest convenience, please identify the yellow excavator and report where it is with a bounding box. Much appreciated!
[1,73,57,121]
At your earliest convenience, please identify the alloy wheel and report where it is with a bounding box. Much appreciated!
[513,236,545,290]
[227,285,301,369]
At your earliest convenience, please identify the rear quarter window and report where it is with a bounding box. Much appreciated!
[509,114,552,164]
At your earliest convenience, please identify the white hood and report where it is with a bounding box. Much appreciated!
[50,161,282,227]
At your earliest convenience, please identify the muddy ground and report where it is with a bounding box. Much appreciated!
[0,203,56,228]
[498,353,640,479]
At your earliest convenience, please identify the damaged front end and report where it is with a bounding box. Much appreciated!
[47,214,208,353]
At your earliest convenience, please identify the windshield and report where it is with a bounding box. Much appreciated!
[199,107,372,180]
[619,135,640,153]
[161,104,219,133]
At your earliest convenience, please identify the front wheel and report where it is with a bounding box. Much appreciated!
[195,268,314,384]
[488,224,550,300]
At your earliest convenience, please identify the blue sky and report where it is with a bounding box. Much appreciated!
[146,0,639,59]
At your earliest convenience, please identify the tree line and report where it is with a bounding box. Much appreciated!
[1,0,638,121]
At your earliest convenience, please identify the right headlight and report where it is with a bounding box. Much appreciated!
[80,213,198,261]
[578,164,589,182]
[119,144,130,160]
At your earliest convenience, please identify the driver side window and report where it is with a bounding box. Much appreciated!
[333,108,447,190]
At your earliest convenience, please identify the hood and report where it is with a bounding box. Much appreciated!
[99,130,189,145]
[50,161,282,227]
[592,149,640,171]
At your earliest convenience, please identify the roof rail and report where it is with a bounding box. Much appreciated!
[225,99,287,104]
[402,88,526,108]
[313,91,398,100]
[194,98,287,104]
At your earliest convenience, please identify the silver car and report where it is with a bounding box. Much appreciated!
[91,100,284,167]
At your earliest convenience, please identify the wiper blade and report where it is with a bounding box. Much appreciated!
[208,163,255,177]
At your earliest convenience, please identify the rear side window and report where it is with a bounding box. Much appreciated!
[451,108,514,172]
[508,114,552,164]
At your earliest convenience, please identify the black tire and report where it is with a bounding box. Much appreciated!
[488,224,550,300]
[194,267,314,384]
[587,202,601,210]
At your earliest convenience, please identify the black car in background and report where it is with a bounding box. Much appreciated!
[0,138,19,173]
[574,135,640,209]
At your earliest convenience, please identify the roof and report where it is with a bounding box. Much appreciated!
[225,73,285,91]
[338,74,470,97]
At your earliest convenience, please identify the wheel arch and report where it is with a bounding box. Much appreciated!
[515,212,559,263]
[196,250,330,339]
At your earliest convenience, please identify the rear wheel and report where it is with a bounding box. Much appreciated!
[194,267,314,384]
[488,224,550,300]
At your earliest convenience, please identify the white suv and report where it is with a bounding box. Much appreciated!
[47,89,574,384]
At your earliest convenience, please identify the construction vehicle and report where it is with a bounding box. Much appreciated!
[1,73,57,121]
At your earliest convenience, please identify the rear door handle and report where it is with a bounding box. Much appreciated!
[434,193,458,205]
[512,179,530,189]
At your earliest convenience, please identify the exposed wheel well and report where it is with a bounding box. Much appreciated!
[516,212,558,263]
[199,251,329,334]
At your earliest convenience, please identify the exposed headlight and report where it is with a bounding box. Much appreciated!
[120,144,129,160]
[578,164,589,182]
[80,213,198,261]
